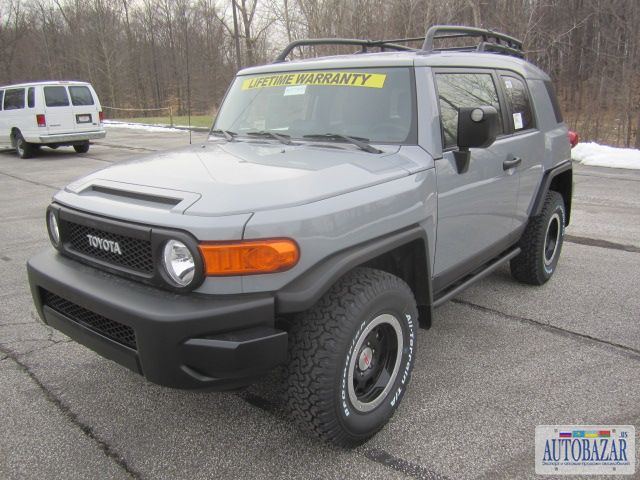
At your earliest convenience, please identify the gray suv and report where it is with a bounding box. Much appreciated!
[27,26,573,447]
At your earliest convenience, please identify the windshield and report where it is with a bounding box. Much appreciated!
[213,67,416,144]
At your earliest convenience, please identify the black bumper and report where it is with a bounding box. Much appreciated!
[27,249,288,390]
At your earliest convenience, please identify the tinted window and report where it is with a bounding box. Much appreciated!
[4,89,25,110]
[215,68,416,144]
[435,73,503,149]
[69,86,95,106]
[27,87,35,108]
[544,80,563,123]
[501,76,534,131]
[44,86,70,107]
[0,91,3,110]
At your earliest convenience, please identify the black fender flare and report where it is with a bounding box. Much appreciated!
[530,160,573,222]
[276,225,433,323]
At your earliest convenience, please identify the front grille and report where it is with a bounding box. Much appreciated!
[43,291,137,350]
[62,220,154,274]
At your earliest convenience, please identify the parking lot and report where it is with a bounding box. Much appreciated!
[1,127,639,480]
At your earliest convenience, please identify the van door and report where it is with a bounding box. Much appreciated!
[68,84,100,132]
[43,85,75,136]
[0,90,6,146]
[2,88,26,145]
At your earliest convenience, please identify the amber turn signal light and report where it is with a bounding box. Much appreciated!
[199,239,299,276]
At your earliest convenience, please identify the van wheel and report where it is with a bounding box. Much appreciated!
[511,191,565,285]
[15,134,35,159]
[74,142,90,154]
[286,267,418,447]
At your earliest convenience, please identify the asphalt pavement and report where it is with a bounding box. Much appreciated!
[1,127,638,479]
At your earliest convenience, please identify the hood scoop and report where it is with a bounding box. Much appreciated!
[72,179,200,213]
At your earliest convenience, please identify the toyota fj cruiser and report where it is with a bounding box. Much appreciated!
[27,26,573,447]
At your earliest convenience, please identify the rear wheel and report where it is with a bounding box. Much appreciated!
[511,191,566,285]
[15,133,35,159]
[286,267,418,447]
[74,142,90,154]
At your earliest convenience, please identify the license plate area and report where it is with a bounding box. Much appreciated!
[76,114,92,124]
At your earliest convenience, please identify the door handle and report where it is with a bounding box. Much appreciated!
[503,156,522,170]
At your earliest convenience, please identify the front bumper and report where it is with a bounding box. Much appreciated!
[27,249,287,390]
[38,130,106,144]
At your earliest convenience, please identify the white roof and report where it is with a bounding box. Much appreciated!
[0,80,90,89]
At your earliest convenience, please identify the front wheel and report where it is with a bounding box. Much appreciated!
[511,191,566,285]
[286,267,418,447]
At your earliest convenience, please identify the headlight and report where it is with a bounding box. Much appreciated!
[48,210,60,247]
[162,240,195,287]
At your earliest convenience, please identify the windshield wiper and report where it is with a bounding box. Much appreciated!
[302,133,382,154]
[245,131,292,145]
[210,129,237,141]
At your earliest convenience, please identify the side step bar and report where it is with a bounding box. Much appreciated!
[432,247,521,308]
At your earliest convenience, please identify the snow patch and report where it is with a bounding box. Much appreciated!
[572,142,640,170]
[104,120,188,134]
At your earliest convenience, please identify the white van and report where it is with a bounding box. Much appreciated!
[0,81,106,158]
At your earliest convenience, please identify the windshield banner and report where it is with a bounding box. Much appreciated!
[242,72,386,90]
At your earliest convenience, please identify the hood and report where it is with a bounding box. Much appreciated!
[65,140,422,216]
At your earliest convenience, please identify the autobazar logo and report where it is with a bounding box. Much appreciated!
[535,425,635,475]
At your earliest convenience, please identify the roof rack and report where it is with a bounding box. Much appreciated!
[274,25,524,63]
[422,25,524,58]
[274,38,419,63]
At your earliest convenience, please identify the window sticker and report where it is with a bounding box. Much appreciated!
[504,79,513,89]
[513,112,524,130]
[242,72,387,90]
[284,85,307,96]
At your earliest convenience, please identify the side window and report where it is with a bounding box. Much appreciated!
[435,72,503,149]
[4,89,25,110]
[501,75,534,131]
[69,86,95,106]
[44,86,70,107]
[0,91,4,111]
[27,87,35,108]
[544,80,563,123]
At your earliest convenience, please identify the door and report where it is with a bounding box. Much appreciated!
[432,70,520,290]
[68,84,100,132]
[42,85,75,135]
[2,88,26,145]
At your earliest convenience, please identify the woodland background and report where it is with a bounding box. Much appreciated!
[1,0,639,146]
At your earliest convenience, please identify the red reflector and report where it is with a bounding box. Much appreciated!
[568,130,579,148]
[36,114,46,127]
[99,111,104,123]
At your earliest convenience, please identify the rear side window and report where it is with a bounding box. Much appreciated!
[4,89,25,110]
[44,86,70,107]
[27,87,35,108]
[501,75,534,131]
[0,91,4,110]
[435,72,503,149]
[69,86,95,106]
[544,80,563,123]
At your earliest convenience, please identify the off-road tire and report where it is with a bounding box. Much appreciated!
[15,133,35,159]
[286,267,418,447]
[511,191,565,285]
[74,142,90,154]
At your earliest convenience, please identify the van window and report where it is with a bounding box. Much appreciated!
[501,75,534,131]
[0,91,3,110]
[4,89,25,110]
[435,72,503,149]
[28,87,35,108]
[69,86,95,106]
[44,86,70,107]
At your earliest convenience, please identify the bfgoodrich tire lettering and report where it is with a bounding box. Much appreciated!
[286,267,418,447]
[511,190,565,285]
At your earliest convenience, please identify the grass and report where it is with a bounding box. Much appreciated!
[111,115,213,129]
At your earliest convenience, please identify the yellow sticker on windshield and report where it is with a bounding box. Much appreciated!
[241,72,386,90]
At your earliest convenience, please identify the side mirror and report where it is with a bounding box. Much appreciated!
[453,106,500,173]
